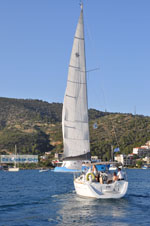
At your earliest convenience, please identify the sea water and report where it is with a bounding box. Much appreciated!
[0,169,150,226]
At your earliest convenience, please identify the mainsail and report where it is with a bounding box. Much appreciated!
[62,4,90,160]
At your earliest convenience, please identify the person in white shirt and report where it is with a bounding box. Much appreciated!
[117,168,124,180]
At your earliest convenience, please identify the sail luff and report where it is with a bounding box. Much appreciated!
[82,5,89,135]
[62,5,90,160]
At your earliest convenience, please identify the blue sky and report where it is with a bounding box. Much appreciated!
[0,0,150,116]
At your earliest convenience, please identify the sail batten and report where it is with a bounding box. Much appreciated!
[69,65,80,69]
[65,138,89,141]
[67,80,86,85]
[65,120,88,123]
[66,94,76,99]
[74,36,84,40]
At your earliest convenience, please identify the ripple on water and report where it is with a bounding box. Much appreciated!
[0,169,150,226]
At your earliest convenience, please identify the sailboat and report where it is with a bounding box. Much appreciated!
[72,3,128,198]
[8,145,19,172]
[54,3,91,172]
[54,3,128,199]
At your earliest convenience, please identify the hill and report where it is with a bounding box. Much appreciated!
[0,97,150,160]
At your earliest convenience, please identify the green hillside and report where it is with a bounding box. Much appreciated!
[90,113,150,160]
[0,97,150,161]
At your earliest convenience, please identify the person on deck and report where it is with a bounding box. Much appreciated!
[113,172,118,181]
[117,168,124,180]
[92,165,99,182]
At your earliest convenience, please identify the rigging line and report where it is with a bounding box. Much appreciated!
[86,67,108,113]
[84,5,101,69]
[83,4,108,113]
[112,123,120,148]
[86,68,100,73]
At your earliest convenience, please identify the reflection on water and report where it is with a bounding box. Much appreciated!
[54,192,130,226]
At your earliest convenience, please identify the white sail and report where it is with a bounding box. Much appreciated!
[62,5,90,160]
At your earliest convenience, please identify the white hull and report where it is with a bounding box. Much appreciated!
[109,167,117,171]
[74,177,128,199]
[54,160,91,172]
[8,167,19,172]
[62,160,82,170]
[62,160,90,170]
[142,165,150,169]
[39,169,49,172]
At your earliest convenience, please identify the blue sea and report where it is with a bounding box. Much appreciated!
[0,169,150,226]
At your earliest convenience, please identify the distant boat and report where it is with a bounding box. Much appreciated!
[109,164,117,171]
[39,169,49,173]
[142,164,150,169]
[8,145,19,172]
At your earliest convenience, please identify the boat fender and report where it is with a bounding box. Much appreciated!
[86,173,95,181]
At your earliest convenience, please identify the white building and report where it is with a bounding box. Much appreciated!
[114,154,124,165]
[133,147,150,157]
[115,154,135,166]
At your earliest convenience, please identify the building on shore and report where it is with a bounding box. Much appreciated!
[114,154,136,166]
[133,146,150,157]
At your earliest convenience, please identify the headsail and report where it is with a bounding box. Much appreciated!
[62,4,90,160]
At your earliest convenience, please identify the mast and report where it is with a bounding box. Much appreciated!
[14,145,17,168]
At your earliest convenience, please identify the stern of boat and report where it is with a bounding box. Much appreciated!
[74,175,128,199]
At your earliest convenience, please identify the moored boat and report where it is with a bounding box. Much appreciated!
[8,145,19,172]
[141,164,150,169]
[39,169,49,173]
